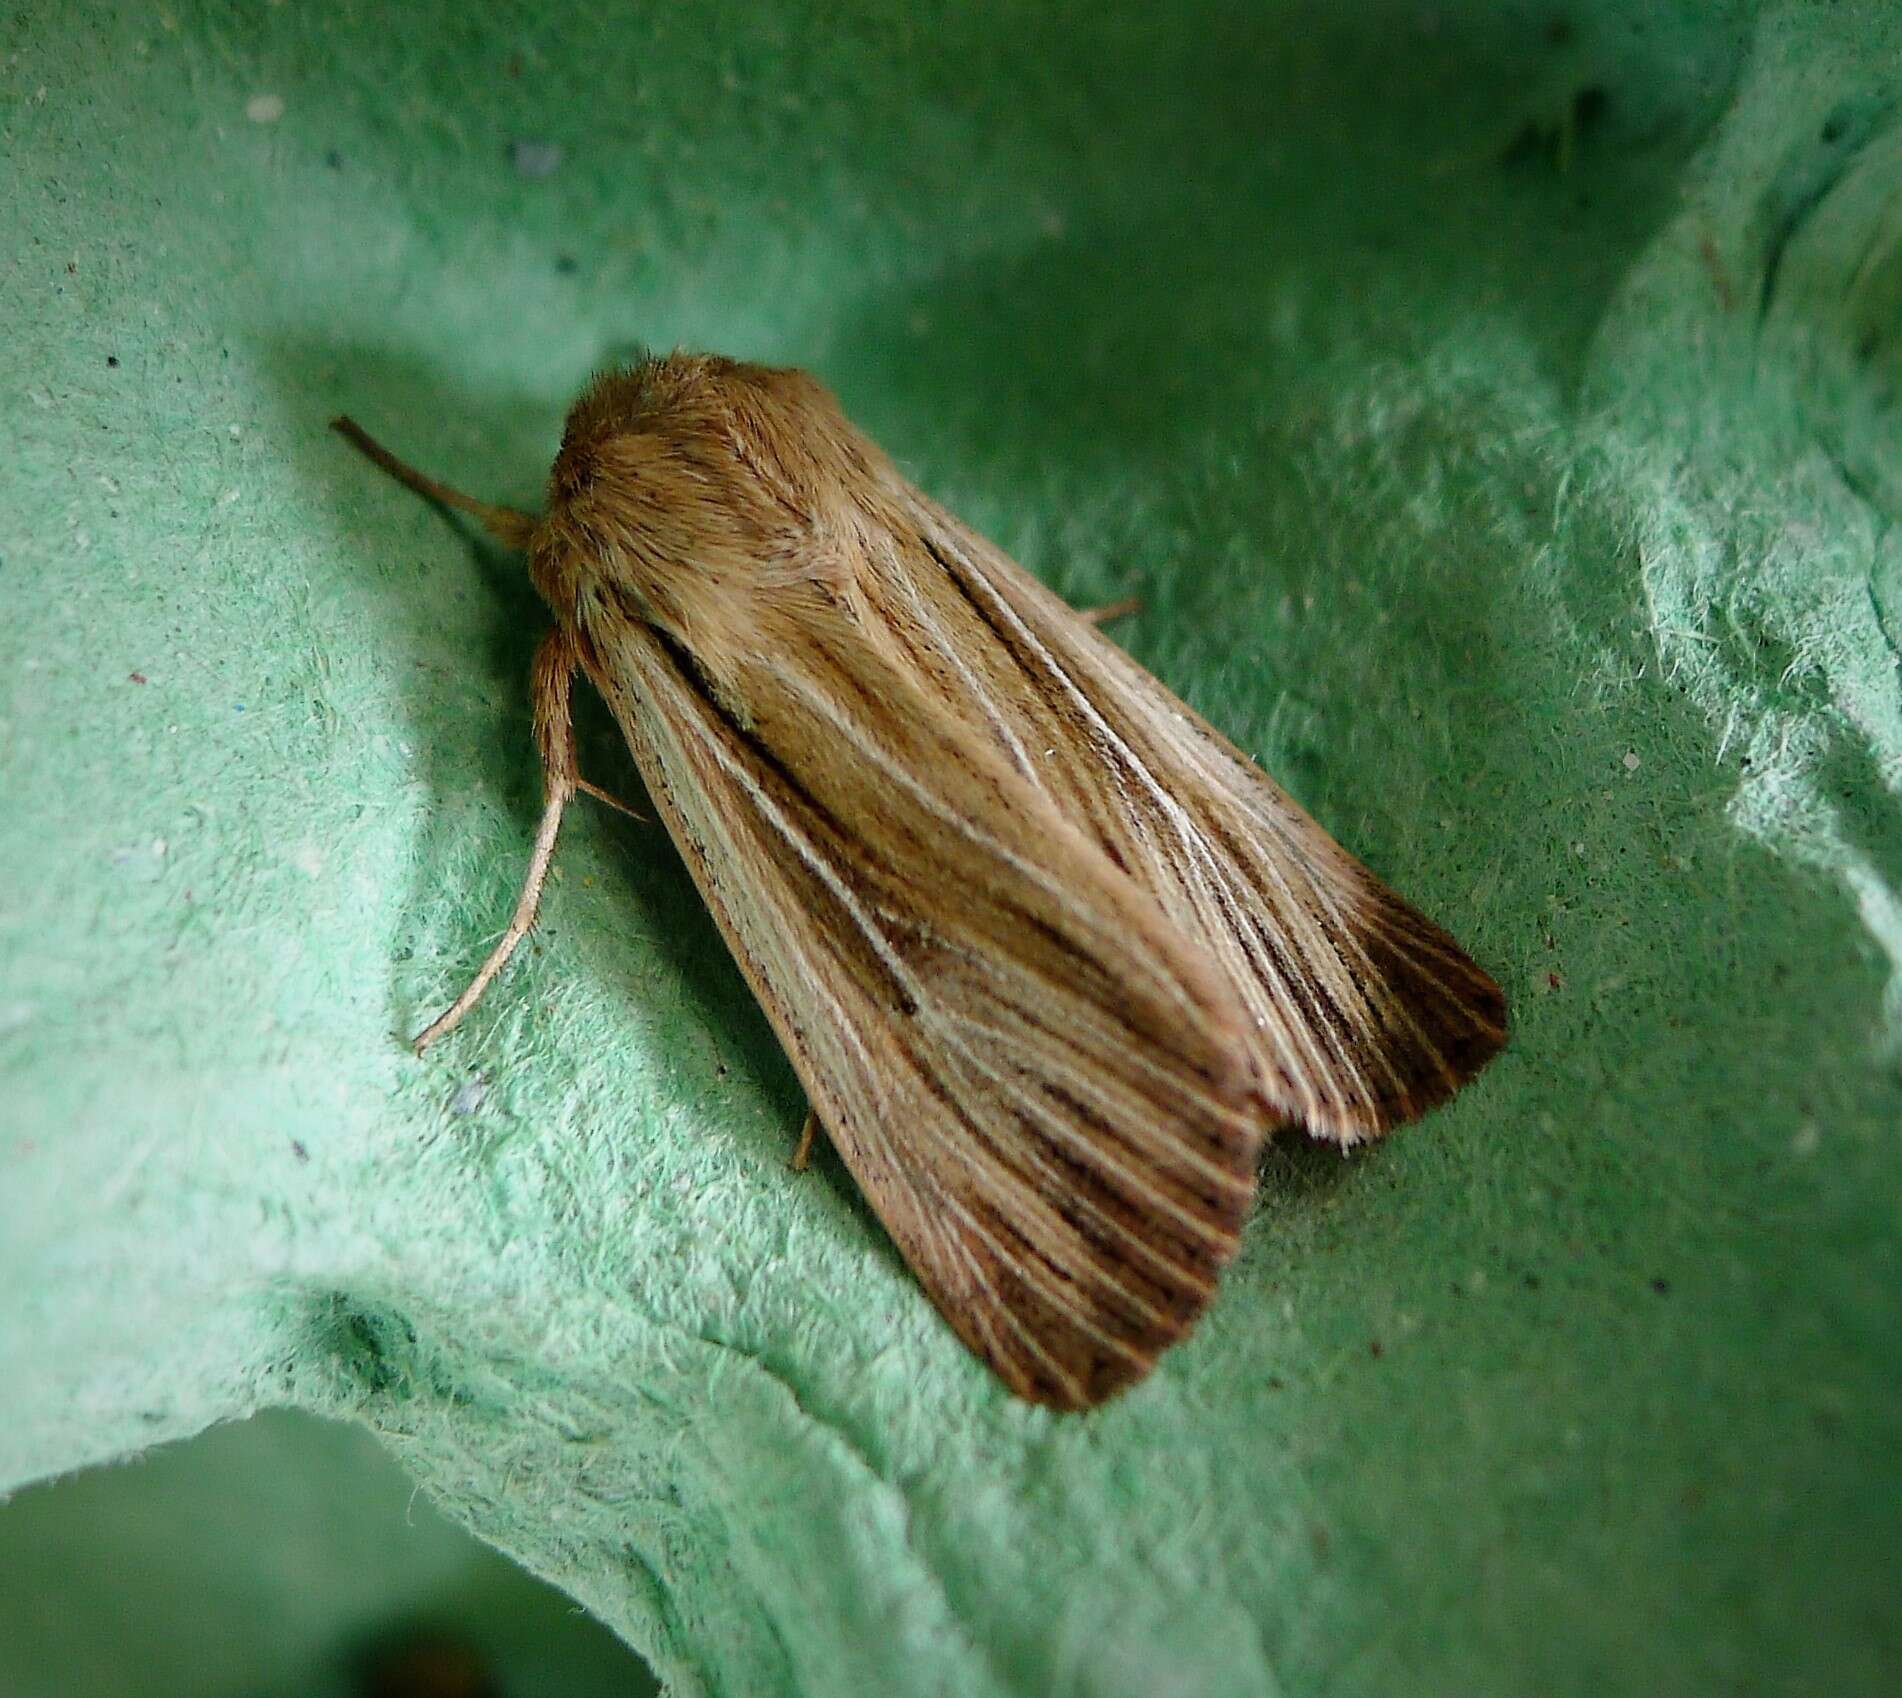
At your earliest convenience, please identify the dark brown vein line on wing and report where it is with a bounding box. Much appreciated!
[772,662,1225,1036]
[637,618,930,1015]
[929,983,1258,1204]
[878,1022,1213,1335]
[921,1024,1242,1287]
[918,529,1370,1108]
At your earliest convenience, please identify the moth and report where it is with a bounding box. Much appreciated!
[333,353,1506,1410]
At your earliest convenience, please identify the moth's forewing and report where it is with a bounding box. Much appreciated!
[870,492,1509,1143]
[580,611,1264,1409]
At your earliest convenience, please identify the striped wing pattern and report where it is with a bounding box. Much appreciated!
[581,610,1266,1409]
[877,489,1509,1144]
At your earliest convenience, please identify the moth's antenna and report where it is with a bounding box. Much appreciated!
[331,415,538,550]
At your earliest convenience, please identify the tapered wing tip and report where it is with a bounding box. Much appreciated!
[1377,964,1508,1130]
[1302,906,1511,1147]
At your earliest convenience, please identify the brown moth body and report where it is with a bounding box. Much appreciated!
[334,353,1506,1409]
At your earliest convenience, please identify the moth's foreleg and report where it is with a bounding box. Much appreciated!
[1079,596,1141,627]
[412,628,580,1056]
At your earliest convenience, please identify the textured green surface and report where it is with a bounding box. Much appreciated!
[4,3,1900,1695]
[0,1409,656,1698]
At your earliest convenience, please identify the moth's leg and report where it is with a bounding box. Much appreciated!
[790,1109,820,1172]
[577,778,642,821]
[1079,596,1141,626]
[412,628,580,1056]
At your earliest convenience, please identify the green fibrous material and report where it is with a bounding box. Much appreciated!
[3,3,1898,1695]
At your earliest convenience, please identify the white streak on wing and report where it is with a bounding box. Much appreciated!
[929,1026,1226,1289]
[925,525,1366,1117]
[774,667,1214,1034]
[937,1186,1150,1369]
[1095,647,1472,1100]
[928,985,1254,1207]
[613,630,1134,1405]
[883,537,1040,782]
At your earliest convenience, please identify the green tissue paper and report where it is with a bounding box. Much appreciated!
[4,3,1898,1694]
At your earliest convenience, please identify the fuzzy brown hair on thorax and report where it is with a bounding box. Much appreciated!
[531,356,884,663]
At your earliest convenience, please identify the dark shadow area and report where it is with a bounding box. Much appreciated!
[0,1409,656,1698]
[823,1,1753,487]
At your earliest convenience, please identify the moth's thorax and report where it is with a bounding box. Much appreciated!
[528,352,896,649]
